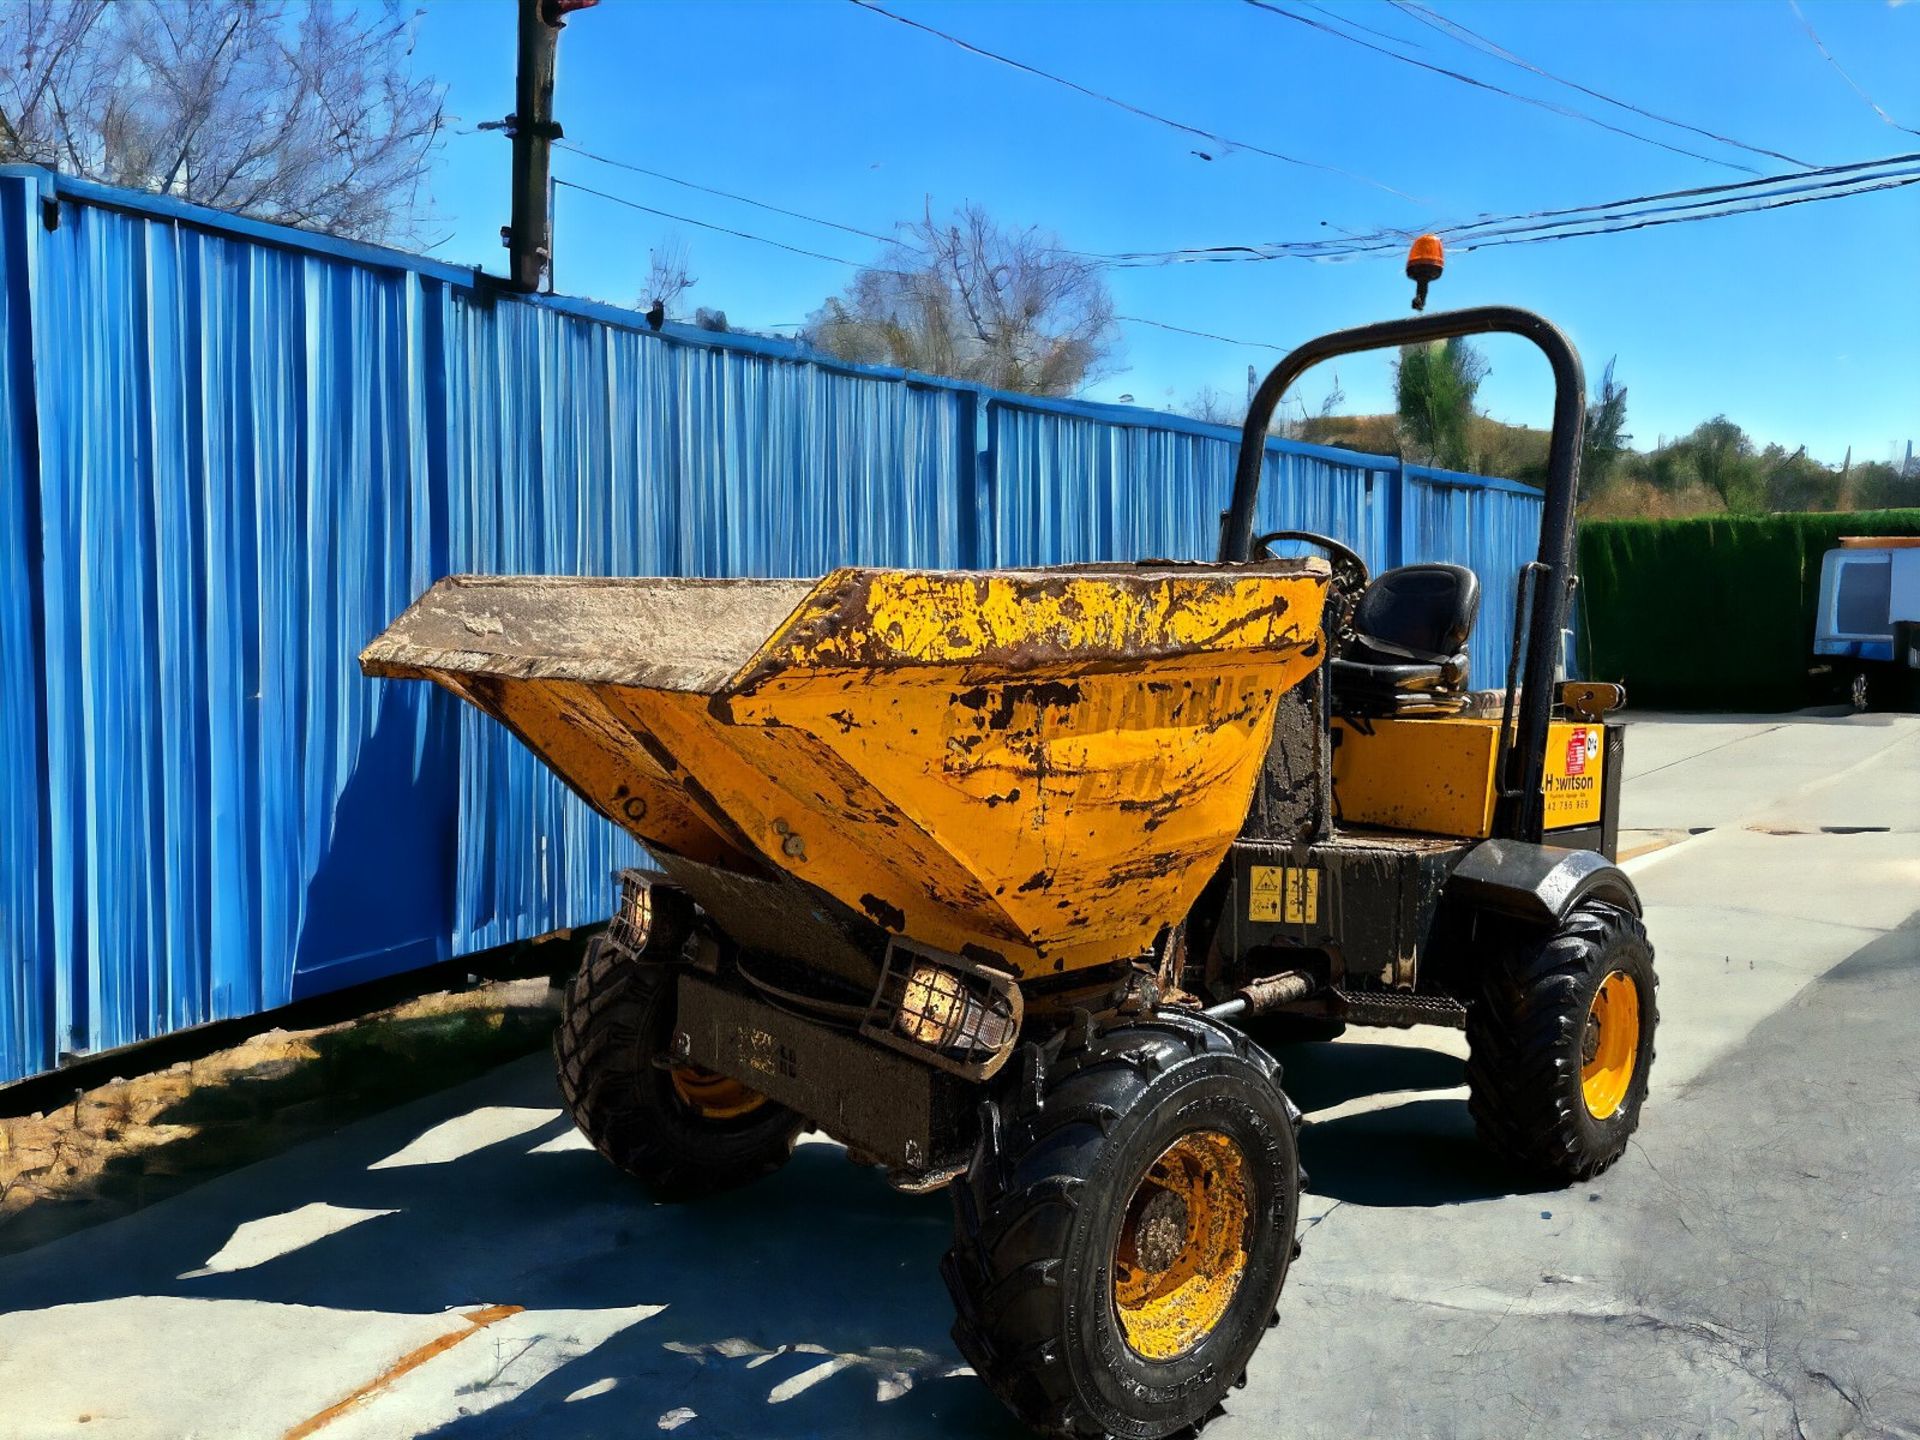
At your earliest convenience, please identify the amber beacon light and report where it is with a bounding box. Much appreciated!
[1406,233,1445,311]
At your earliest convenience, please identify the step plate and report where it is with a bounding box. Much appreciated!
[1335,987,1468,1030]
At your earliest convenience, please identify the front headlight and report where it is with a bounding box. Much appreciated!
[607,869,693,959]
[865,944,1023,1080]
[895,961,1017,1055]
[610,870,655,952]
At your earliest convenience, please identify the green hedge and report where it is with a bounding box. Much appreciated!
[1577,509,1920,711]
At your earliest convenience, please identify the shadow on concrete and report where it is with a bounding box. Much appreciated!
[0,1030,1535,1436]
[0,1055,1018,1438]
[1265,1038,1543,1209]
[1299,1097,1540,1208]
[1263,1037,1464,1114]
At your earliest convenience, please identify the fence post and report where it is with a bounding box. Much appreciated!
[968,391,996,570]
[1386,456,1407,572]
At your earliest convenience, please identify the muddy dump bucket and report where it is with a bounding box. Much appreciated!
[362,561,1328,978]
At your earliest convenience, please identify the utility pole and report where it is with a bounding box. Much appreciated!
[506,0,597,293]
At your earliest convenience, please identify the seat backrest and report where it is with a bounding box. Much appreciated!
[1351,563,1480,660]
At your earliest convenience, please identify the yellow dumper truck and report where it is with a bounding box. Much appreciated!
[364,297,1656,1439]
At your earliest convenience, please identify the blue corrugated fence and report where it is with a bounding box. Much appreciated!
[0,166,1550,1083]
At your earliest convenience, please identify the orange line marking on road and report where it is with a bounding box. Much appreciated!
[282,1304,525,1440]
[1616,836,1677,862]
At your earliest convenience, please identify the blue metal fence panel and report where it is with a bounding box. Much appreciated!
[17,186,457,1080]
[985,399,1409,571]
[0,176,52,1081]
[0,165,1548,1084]
[985,405,1232,565]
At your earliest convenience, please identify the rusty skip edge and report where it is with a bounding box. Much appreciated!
[723,562,1329,703]
[358,558,1332,697]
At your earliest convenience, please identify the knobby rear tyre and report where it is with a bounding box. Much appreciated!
[1465,899,1658,1183]
[554,934,804,1200]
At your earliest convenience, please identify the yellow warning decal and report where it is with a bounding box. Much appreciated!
[1543,722,1605,829]
[1249,865,1320,924]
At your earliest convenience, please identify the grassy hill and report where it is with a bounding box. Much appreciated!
[1292,413,1550,488]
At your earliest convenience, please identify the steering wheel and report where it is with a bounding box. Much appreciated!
[1252,529,1370,653]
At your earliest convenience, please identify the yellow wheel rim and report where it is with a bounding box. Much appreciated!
[1580,971,1641,1120]
[669,1064,769,1120]
[1112,1131,1252,1361]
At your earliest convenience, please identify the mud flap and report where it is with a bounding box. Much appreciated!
[1444,839,1640,928]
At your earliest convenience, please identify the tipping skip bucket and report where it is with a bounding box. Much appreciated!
[361,560,1330,979]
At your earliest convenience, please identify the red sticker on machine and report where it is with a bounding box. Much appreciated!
[1566,731,1587,776]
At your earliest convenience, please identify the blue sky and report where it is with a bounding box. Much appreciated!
[408,0,1919,466]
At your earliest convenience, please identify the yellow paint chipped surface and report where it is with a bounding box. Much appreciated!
[1333,716,1503,837]
[392,564,1329,977]
[748,568,1324,673]
[1333,716,1605,838]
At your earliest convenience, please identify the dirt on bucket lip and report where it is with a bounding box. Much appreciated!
[0,978,561,1258]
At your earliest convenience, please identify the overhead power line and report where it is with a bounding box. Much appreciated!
[1115,315,1290,351]
[554,176,1293,353]
[1437,148,1919,235]
[1787,0,1920,138]
[555,138,1918,355]
[1297,0,1428,49]
[1241,0,1765,174]
[1458,170,1920,250]
[1107,165,1920,264]
[1425,148,1920,248]
[559,133,1919,277]
[846,0,1426,203]
[555,140,912,247]
[1435,159,1920,250]
[554,178,878,269]
[1387,0,1815,168]
[1098,148,1920,264]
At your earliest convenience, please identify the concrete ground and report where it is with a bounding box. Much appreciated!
[1,712,1916,1440]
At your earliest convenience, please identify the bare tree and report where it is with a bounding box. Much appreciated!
[805,203,1119,397]
[1182,386,1239,426]
[641,236,697,317]
[0,0,444,242]
[1278,373,1347,441]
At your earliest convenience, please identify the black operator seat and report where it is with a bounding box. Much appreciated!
[1330,563,1481,716]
